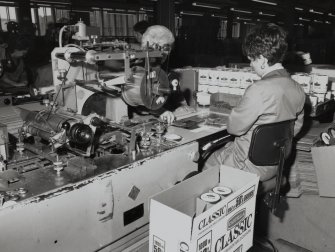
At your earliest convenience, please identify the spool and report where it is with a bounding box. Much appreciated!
[196,192,221,215]
[212,186,232,198]
[121,66,170,111]
[200,192,221,204]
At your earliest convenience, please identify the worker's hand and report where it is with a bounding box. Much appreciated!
[160,111,175,125]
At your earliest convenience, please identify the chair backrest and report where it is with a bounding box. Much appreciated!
[248,120,295,166]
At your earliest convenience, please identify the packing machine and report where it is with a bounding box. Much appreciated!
[0,24,229,251]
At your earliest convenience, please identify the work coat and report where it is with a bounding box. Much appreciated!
[205,69,305,181]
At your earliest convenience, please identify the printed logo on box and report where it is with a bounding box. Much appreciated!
[227,185,255,215]
[198,205,227,231]
[214,208,253,252]
[197,231,212,252]
[227,209,246,230]
[153,235,165,252]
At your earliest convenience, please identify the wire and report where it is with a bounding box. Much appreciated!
[58,25,67,48]
[46,64,71,120]
[164,52,170,73]
[64,44,86,52]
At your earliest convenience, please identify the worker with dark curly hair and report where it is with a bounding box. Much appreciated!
[204,23,305,182]
[0,34,30,88]
[133,20,151,44]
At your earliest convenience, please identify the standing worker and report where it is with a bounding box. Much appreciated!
[204,23,305,182]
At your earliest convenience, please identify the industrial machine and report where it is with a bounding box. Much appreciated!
[0,23,216,252]
[48,21,174,122]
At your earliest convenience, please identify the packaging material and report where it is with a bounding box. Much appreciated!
[312,74,328,94]
[311,146,335,197]
[149,165,259,252]
[210,93,242,114]
[199,69,209,85]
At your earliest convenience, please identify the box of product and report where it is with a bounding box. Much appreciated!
[312,74,328,93]
[199,69,209,85]
[149,165,259,252]
[311,145,335,197]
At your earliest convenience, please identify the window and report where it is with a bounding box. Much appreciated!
[0,4,18,31]
[232,22,240,38]
[218,19,227,39]
[37,6,53,36]
[102,10,148,38]
[30,3,150,39]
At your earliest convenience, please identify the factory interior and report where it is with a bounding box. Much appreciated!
[1,0,335,251]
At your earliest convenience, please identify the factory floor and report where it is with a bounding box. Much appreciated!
[250,238,313,252]
[128,238,312,252]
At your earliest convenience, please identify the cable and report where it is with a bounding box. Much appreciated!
[46,64,71,120]
[58,25,68,48]
[64,44,85,51]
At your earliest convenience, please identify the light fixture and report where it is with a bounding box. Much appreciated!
[230,8,252,14]
[314,19,323,23]
[256,18,269,22]
[328,13,335,17]
[192,2,220,9]
[237,17,252,21]
[108,12,136,16]
[244,22,256,25]
[310,9,324,15]
[31,0,71,4]
[294,23,304,26]
[259,11,275,17]
[325,21,332,24]
[295,7,303,11]
[299,17,310,22]
[180,11,203,16]
[251,0,277,6]
[211,14,227,18]
[140,7,154,12]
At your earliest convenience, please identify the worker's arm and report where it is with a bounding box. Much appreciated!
[1,74,27,87]
[160,111,175,124]
[227,85,263,136]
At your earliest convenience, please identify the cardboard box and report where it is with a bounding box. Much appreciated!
[149,166,259,252]
[311,146,335,197]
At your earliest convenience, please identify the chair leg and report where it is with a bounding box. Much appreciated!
[264,146,286,214]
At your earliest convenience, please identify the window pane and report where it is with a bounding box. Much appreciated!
[38,7,53,36]
[232,22,240,38]
[0,6,7,31]
[8,6,16,20]
[55,9,70,23]
[31,9,35,24]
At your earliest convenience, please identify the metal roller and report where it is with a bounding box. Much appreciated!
[23,111,76,141]
[121,66,171,111]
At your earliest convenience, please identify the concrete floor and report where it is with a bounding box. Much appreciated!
[255,195,335,252]
[250,238,313,252]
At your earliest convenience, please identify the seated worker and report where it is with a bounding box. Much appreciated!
[204,23,305,182]
[0,37,30,88]
[129,25,177,124]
